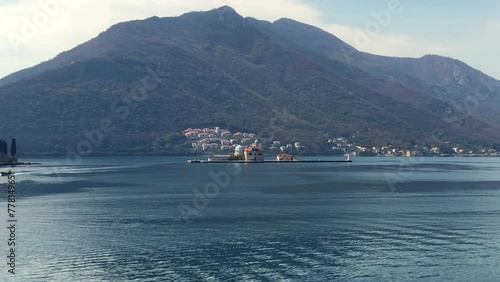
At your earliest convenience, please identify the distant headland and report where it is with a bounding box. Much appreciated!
[0,138,41,167]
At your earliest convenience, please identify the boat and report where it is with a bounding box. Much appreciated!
[1,170,14,176]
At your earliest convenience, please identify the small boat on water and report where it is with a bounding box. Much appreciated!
[1,170,15,176]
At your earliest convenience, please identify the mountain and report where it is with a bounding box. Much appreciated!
[248,17,500,122]
[0,6,499,154]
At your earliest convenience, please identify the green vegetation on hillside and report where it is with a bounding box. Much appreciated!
[0,6,499,155]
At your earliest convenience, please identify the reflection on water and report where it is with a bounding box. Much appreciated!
[1,157,500,281]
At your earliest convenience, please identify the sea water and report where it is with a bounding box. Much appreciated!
[0,156,499,281]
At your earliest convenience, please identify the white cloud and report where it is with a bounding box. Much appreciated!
[0,0,218,78]
[447,21,500,79]
[486,21,500,31]
[321,22,455,58]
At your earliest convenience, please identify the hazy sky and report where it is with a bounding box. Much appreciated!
[1,0,499,79]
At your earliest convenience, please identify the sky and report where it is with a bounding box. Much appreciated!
[1,0,499,79]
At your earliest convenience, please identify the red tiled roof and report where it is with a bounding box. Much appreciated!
[244,146,264,152]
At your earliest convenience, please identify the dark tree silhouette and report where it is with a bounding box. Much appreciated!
[1,140,7,154]
[11,139,16,157]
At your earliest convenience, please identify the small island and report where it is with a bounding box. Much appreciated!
[188,142,351,164]
[0,138,40,167]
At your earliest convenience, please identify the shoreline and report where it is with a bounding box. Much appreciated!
[15,153,500,158]
[188,159,353,164]
[0,162,42,167]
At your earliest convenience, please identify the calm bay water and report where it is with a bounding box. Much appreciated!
[1,156,500,281]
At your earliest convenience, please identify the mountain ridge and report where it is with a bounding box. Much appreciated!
[0,6,499,154]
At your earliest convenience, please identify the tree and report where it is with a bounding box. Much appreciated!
[10,139,16,157]
[1,140,7,154]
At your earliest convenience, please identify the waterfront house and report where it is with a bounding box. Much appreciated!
[244,147,264,162]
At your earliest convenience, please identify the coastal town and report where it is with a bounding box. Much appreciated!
[183,127,304,154]
[183,127,499,157]
[328,137,499,157]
